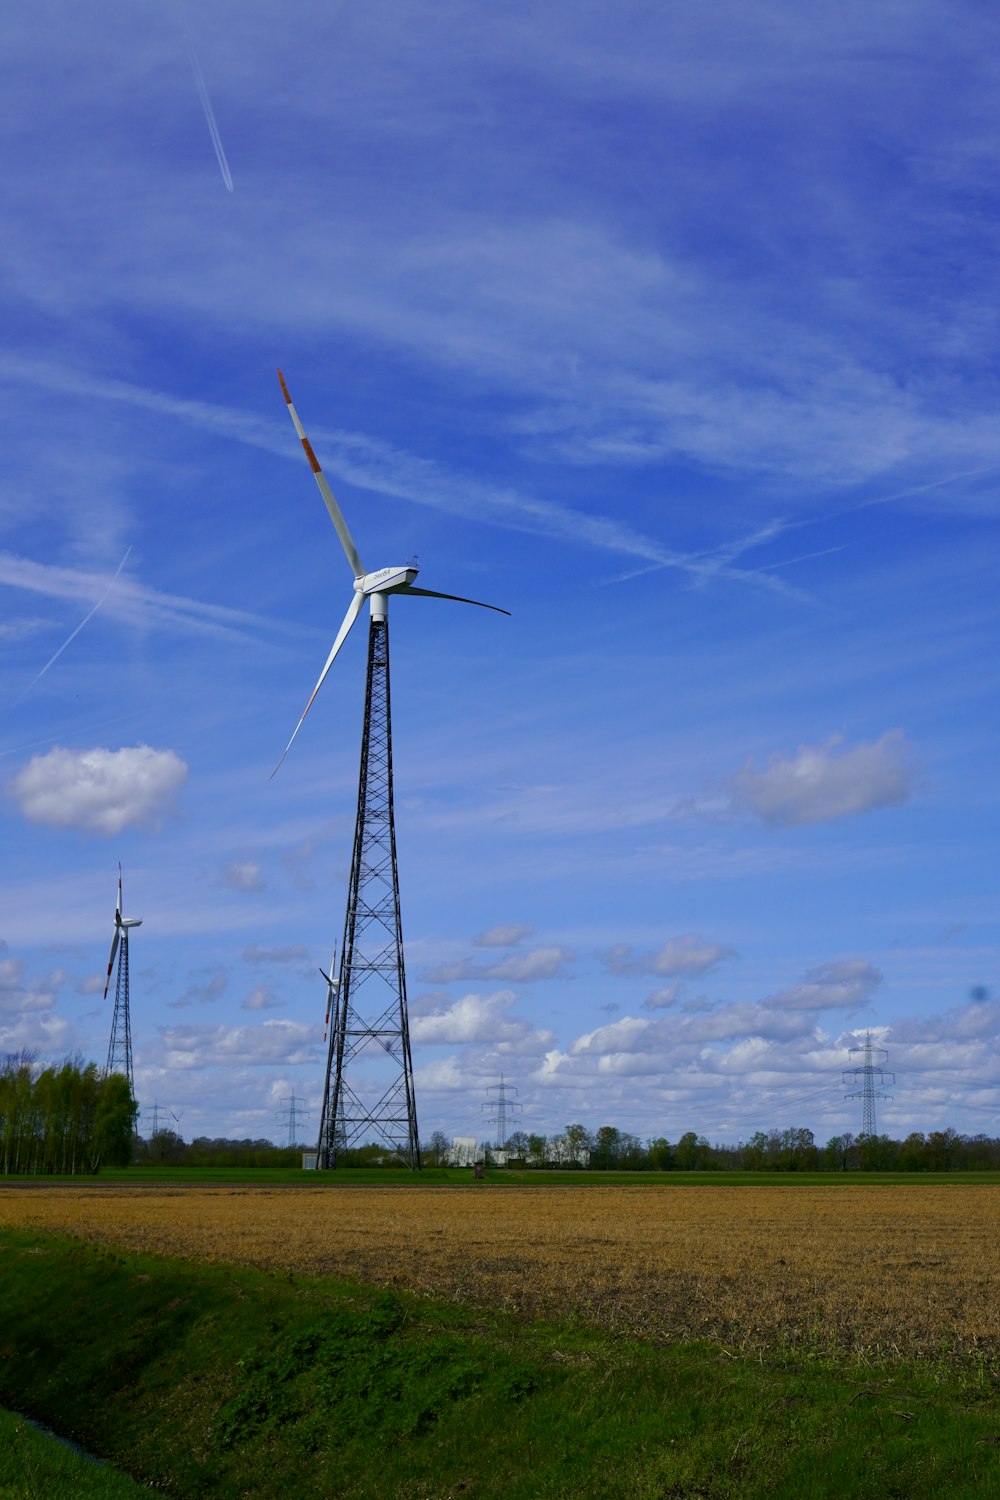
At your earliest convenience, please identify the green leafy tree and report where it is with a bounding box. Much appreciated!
[592,1125,620,1170]
[648,1137,672,1171]
[526,1132,548,1167]
[93,1072,138,1169]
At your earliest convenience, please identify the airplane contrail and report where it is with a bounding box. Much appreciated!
[184,30,234,192]
[15,546,133,705]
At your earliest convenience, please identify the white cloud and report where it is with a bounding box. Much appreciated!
[770,959,882,1012]
[643,983,682,1011]
[410,989,551,1050]
[170,968,228,1009]
[423,946,574,983]
[727,731,913,827]
[0,1012,73,1056]
[160,1020,316,1069]
[571,1015,657,1057]
[0,952,61,1017]
[604,934,735,978]
[8,745,187,836]
[242,985,286,1012]
[222,860,265,892]
[473,923,535,948]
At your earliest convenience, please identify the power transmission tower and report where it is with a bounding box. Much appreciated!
[149,1103,181,1138]
[843,1030,894,1136]
[278,1093,310,1148]
[482,1074,522,1150]
[316,615,420,1170]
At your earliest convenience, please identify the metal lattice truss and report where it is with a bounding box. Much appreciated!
[106,933,135,1094]
[318,616,420,1168]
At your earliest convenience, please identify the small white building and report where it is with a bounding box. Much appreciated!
[447,1135,479,1167]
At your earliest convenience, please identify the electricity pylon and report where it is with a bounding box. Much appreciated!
[278,1092,310,1149]
[482,1073,522,1151]
[843,1030,893,1137]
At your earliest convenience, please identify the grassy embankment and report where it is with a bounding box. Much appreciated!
[1,1226,1000,1499]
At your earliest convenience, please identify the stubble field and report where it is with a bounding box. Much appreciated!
[1,1182,997,1363]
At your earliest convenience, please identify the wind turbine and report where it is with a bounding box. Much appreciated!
[275,371,508,1170]
[103,864,141,1095]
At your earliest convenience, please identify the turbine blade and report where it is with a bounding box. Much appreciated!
[277,370,366,579]
[271,591,365,778]
[116,863,122,920]
[398,585,510,616]
[103,928,120,1002]
[320,948,338,1041]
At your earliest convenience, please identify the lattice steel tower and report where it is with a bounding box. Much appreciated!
[843,1029,893,1137]
[102,864,141,1096]
[316,613,420,1168]
[482,1074,522,1151]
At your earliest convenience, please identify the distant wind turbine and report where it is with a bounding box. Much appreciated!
[103,864,142,1095]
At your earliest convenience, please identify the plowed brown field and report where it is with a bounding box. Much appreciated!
[1,1183,997,1359]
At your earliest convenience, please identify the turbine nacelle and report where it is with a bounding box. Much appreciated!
[355,565,419,596]
[103,864,141,1002]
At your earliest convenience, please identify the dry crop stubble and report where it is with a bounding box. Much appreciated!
[1,1184,998,1361]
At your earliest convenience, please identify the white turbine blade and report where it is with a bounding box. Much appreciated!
[277,370,366,579]
[103,927,120,1002]
[398,585,510,616]
[320,946,337,1040]
[271,591,364,778]
[116,863,123,920]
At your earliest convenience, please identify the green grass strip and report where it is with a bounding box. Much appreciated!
[12,1164,1000,1186]
[0,1407,154,1499]
[1,1227,999,1498]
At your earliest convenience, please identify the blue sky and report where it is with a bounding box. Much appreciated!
[2,0,998,1148]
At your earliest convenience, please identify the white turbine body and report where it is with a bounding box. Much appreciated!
[272,369,509,775]
[103,864,142,1002]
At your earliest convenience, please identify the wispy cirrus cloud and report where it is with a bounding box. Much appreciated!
[243,945,311,965]
[423,946,574,984]
[473,923,535,948]
[0,547,298,648]
[221,860,265,893]
[0,357,805,595]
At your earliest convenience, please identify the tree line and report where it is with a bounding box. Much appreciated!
[420,1123,1000,1172]
[0,1053,137,1175]
[137,1130,304,1168]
